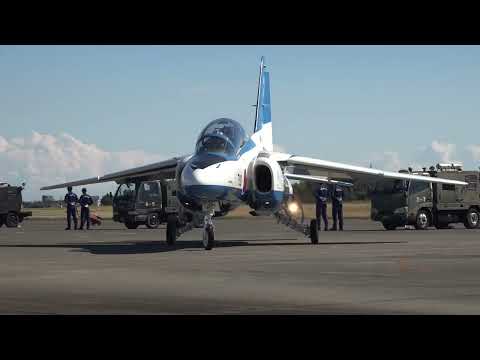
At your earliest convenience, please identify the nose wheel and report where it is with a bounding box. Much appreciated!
[202,204,216,250]
[203,224,215,250]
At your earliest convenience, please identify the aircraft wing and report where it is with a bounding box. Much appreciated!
[40,155,188,190]
[270,152,468,186]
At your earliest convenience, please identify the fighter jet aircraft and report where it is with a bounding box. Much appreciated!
[42,57,467,249]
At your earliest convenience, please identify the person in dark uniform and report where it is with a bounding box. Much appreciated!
[78,188,94,230]
[314,183,329,231]
[64,186,78,230]
[330,184,344,231]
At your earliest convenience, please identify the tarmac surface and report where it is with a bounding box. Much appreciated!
[0,218,480,314]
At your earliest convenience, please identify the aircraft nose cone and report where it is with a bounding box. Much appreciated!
[180,155,228,200]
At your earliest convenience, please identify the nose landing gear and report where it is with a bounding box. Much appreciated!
[202,203,216,250]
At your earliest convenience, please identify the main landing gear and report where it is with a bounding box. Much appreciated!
[274,207,319,245]
[164,203,217,250]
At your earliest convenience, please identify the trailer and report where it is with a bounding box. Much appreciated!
[370,164,480,230]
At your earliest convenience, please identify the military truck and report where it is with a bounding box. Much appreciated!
[112,178,179,229]
[0,183,32,228]
[370,163,480,230]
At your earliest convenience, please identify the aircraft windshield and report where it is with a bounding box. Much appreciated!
[195,118,247,157]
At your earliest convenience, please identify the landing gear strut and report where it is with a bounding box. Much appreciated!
[202,204,216,250]
[166,214,178,245]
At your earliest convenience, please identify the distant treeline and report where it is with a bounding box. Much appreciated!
[292,182,369,203]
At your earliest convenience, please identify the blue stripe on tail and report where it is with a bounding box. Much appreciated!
[254,57,272,133]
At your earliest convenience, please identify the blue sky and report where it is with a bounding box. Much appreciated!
[1,45,479,199]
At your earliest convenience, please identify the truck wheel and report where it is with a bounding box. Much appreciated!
[464,208,480,229]
[6,212,19,228]
[146,213,160,229]
[382,222,396,230]
[0,216,4,228]
[125,222,139,229]
[414,210,430,230]
[166,215,177,245]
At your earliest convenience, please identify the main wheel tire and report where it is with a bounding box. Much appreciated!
[310,219,319,244]
[414,210,430,230]
[464,208,480,229]
[203,224,215,250]
[125,222,139,229]
[166,215,177,245]
[146,213,160,229]
[382,222,397,231]
[5,212,19,228]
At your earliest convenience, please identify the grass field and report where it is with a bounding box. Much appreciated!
[26,201,371,220]
[27,206,114,219]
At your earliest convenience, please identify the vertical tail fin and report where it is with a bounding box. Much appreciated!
[253,56,273,152]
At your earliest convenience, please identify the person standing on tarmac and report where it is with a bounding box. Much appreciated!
[330,184,344,231]
[314,183,329,231]
[64,186,78,230]
[78,188,94,230]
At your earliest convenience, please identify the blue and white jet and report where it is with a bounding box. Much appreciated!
[42,57,467,249]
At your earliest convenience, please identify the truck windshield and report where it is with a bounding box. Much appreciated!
[374,180,407,194]
[115,183,136,202]
[137,181,161,202]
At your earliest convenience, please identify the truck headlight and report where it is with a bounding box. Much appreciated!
[394,207,408,214]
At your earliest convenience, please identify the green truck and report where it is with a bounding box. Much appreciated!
[0,183,32,228]
[370,164,480,230]
[112,178,179,229]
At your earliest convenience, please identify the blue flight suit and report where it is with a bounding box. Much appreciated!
[314,185,329,231]
[331,185,344,231]
[64,192,78,230]
[79,193,93,229]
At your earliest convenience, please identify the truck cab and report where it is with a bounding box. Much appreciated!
[0,183,32,228]
[371,164,480,230]
[113,179,179,229]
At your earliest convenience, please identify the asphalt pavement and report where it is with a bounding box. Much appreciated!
[0,218,479,314]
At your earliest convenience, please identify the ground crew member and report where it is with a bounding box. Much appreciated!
[331,184,344,231]
[314,183,329,231]
[78,188,94,230]
[64,186,78,230]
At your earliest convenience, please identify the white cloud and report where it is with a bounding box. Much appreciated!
[273,143,287,153]
[0,132,164,200]
[369,151,404,171]
[468,145,480,162]
[431,140,456,163]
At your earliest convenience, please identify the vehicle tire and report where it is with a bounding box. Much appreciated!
[414,210,430,230]
[382,222,397,231]
[146,213,160,229]
[0,216,4,228]
[5,212,19,228]
[203,224,215,250]
[310,219,319,244]
[125,222,139,229]
[464,208,480,229]
[166,215,177,245]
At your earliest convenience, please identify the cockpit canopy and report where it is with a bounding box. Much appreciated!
[195,118,248,157]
